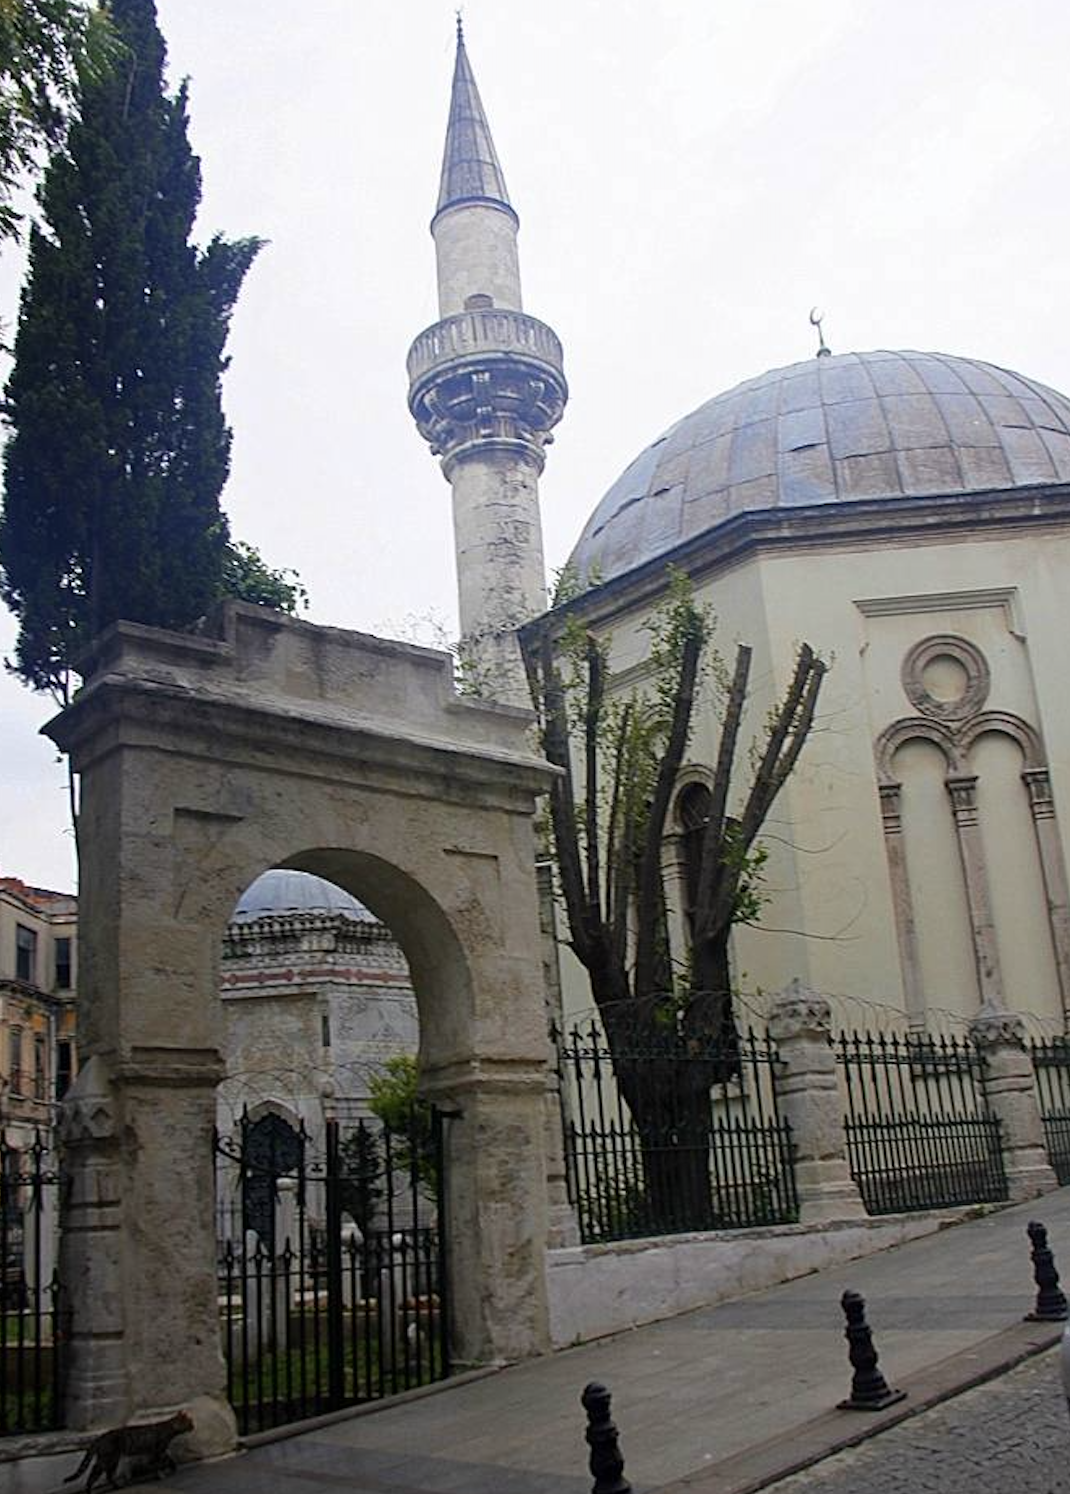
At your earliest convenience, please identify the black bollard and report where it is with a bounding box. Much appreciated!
[581,1381,632,1494]
[837,1289,906,1411]
[1025,1220,1069,1323]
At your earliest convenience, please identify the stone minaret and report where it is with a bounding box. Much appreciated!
[407,21,568,705]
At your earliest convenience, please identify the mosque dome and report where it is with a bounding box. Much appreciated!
[232,869,374,924]
[569,350,1070,586]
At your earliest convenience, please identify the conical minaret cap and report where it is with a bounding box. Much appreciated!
[434,20,516,226]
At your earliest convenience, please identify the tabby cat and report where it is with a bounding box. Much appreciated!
[64,1409,194,1491]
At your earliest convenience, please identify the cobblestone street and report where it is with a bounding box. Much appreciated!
[769,1348,1069,1493]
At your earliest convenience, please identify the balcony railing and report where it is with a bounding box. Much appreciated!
[406,307,564,386]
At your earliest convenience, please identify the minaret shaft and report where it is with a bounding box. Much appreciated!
[408,26,567,707]
[434,203,522,317]
[451,448,546,696]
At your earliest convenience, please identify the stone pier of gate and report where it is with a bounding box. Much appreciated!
[46,602,555,1456]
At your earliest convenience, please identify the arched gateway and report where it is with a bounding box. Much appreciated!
[46,602,555,1455]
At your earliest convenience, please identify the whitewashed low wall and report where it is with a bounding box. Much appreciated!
[546,1209,972,1347]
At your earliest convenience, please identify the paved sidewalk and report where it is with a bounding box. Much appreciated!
[157,1189,1070,1494]
[766,1347,1069,1492]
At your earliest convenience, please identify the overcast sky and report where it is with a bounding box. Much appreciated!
[2,0,1069,893]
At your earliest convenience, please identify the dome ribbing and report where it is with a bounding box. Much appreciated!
[570,350,1070,585]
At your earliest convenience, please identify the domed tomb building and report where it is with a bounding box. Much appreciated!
[551,348,1070,1034]
[217,869,417,1145]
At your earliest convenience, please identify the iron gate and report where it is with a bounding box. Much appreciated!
[1031,1036,1070,1183]
[0,1131,65,1435]
[214,1108,449,1435]
[836,1030,1007,1214]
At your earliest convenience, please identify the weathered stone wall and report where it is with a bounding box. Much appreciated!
[546,1210,976,1348]
[47,602,556,1447]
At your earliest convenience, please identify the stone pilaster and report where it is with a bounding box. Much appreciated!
[946,774,1005,1008]
[57,1056,126,1430]
[423,1062,552,1366]
[58,1054,237,1456]
[768,981,866,1223]
[878,783,925,1028]
[1022,768,1070,1029]
[969,1008,1058,1201]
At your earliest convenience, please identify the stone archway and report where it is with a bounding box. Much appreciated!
[46,603,555,1454]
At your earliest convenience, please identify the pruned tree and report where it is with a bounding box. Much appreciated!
[523,569,826,1223]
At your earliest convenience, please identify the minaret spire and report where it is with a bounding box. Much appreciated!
[436,17,513,223]
[407,27,568,705]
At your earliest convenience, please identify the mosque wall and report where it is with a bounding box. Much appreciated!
[755,523,1070,1032]
[555,524,1070,1036]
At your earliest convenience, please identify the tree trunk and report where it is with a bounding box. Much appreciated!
[599,1010,720,1232]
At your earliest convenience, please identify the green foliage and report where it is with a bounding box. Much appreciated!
[221,540,307,615]
[0,0,263,701]
[529,565,823,1028]
[0,0,115,244]
[548,570,724,965]
[367,1056,438,1191]
[336,1124,383,1235]
[548,558,601,607]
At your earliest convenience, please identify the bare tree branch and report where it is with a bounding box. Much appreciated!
[634,622,702,995]
[692,643,750,940]
[538,631,591,967]
[584,635,605,929]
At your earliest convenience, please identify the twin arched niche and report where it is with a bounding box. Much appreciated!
[874,634,1070,1028]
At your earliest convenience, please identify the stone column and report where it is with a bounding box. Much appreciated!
[1022,768,1070,1029]
[969,1008,1058,1201]
[946,774,1005,1008]
[768,981,866,1223]
[877,783,925,1029]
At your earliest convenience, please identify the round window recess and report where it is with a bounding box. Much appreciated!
[920,653,970,703]
[902,635,990,722]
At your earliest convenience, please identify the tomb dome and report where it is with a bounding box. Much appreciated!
[569,349,1070,586]
[232,869,374,923]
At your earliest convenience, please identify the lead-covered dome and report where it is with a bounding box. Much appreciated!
[232,869,374,924]
[570,350,1070,585]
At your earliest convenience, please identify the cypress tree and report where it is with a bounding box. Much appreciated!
[0,0,261,699]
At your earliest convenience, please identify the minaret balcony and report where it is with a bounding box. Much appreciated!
[407,307,568,472]
[407,306,564,386]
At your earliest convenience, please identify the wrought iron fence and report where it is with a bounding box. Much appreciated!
[553,1017,797,1244]
[0,1131,65,1436]
[214,1108,449,1436]
[1030,1036,1070,1184]
[836,1030,1007,1214]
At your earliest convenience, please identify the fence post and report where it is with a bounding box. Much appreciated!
[970,1009,1057,1202]
[769,980,866,1223]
